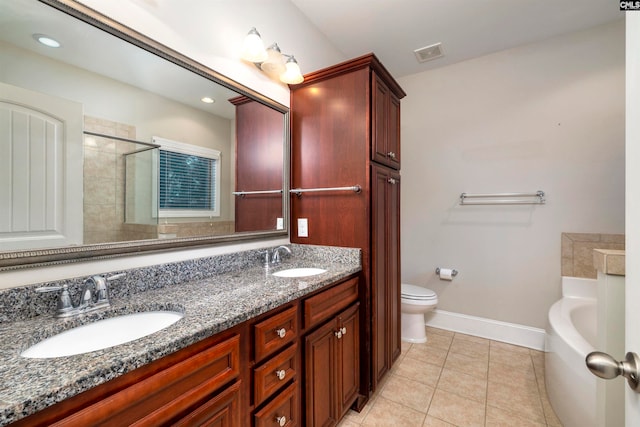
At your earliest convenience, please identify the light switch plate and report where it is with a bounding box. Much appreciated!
[297,218,308,237]
[276,217,284,230]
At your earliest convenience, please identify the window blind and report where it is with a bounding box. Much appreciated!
[159,150,216,210]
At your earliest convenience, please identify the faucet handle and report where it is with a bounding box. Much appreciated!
[36,284,74,314]
[106,273,126,282]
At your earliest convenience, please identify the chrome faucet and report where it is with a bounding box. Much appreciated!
[36,273,126,318]
[262,245,292,268]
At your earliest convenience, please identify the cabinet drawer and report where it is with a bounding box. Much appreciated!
[254,343,297,406]
[254,381,298,427]
[304,277,358,329]
[172,381,241,427]
[254,306,298,361]
[55,334,240,426]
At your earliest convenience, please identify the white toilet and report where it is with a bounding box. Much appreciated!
[401,283,438,343]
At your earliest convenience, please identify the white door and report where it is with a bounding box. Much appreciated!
[626,12,640,427]
[0,82,83,250]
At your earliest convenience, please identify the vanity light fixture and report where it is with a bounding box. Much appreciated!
[241,27,304,85]
[33,33,61,48]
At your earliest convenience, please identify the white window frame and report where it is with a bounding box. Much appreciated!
[153,136,220,218]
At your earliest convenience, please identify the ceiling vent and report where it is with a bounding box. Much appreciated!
[414,43,444,63]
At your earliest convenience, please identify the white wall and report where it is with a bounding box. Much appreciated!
[398,20,625,329]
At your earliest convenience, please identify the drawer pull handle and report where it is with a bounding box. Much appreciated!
[276,369,286,380]
[387,151,396,159]
[276,415,287,426]
[335,330,343,339]
[388,177,397,185]
[341,326,347,335]
[275,328,287,338]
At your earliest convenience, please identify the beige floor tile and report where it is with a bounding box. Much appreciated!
[453,332,490,346]
[427,389,485,427]
[422,415,456,426]
[488,360,537,386]
[485,405,547,427]
[490,345,534,370]
[362,396,426,427]
[444,351,489,379]
[394,355,443,387]
[380,373,435,413]
[426,326,454,338]
[425,332,454,351]
[490,340,531,354]
[401,340,413,354]
[540,392,563,426]
[406,344,449,367]
[487,379,546,424]
[437,368,487,403]
[345,395,377,423]
[449,338,490,359]
[337,417,362,427]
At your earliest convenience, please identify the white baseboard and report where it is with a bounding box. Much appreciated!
[424,309,546,351]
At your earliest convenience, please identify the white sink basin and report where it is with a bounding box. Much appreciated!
[21,310,184,359]
[272,267,327,278]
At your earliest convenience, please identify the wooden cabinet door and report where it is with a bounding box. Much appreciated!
[388,170,401,363]
[336,304,360,418]
[372,76,400,170]
[371,165,401,387]
[371,165,390,385]
[172,381,241,427]
[305,319,338,427]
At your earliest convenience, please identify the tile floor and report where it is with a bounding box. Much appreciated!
[338,326,563,427]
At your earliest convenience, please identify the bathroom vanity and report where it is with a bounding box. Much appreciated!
[0,246,361,426]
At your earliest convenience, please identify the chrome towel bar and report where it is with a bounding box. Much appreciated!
[232,189,283,196]
[290,185,361,196]
[460,191,545,205]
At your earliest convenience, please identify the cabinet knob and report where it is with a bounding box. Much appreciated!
[341,327,347,335]
[275,328,287,339]
[387,178,397,185]
[276,415,287,426]
[387,151,396,159]
[334,330,343,339]
[275,369,286,381]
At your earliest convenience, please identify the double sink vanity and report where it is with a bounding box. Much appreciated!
[0,244,362,426]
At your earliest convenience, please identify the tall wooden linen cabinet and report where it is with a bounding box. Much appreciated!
[290,54,406,412]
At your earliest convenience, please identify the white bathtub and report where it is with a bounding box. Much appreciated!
[545,276,597,427]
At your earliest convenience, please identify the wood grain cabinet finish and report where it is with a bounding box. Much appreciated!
[230,95,284,233]
[372,75,401,170]
[290,53,405,398]
[253,343,298,407]
[253,381,299,427]
[303,277,358,329]
[12,333,242,427]
[253,305,298,362]
[304,303,360,427]
[371,164,401,383]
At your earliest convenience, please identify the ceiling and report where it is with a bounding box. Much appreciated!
[290,0,624,78]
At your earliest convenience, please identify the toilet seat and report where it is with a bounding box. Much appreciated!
[401,283,437,301]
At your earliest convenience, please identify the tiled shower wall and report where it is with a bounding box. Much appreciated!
[83,116,153,244]
[561,232,625,278]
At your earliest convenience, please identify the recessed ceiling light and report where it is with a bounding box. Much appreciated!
[33,34,61,48]
[201,97,215,104]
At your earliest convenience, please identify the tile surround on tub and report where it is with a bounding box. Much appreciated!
[561,232,624,279]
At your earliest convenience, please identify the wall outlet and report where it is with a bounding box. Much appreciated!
[297,218,308,237]
[276,217,284,230]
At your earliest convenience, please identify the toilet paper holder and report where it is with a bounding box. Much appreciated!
[435,267,458,279]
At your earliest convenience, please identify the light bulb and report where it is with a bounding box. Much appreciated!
[280,56,304,84]
[241,27,267,63]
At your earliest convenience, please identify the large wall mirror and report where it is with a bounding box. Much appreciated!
[0,0,289,269]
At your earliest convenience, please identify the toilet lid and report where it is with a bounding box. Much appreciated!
[401,284,437,300]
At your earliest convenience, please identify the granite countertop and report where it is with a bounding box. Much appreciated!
[0,255,360,425]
